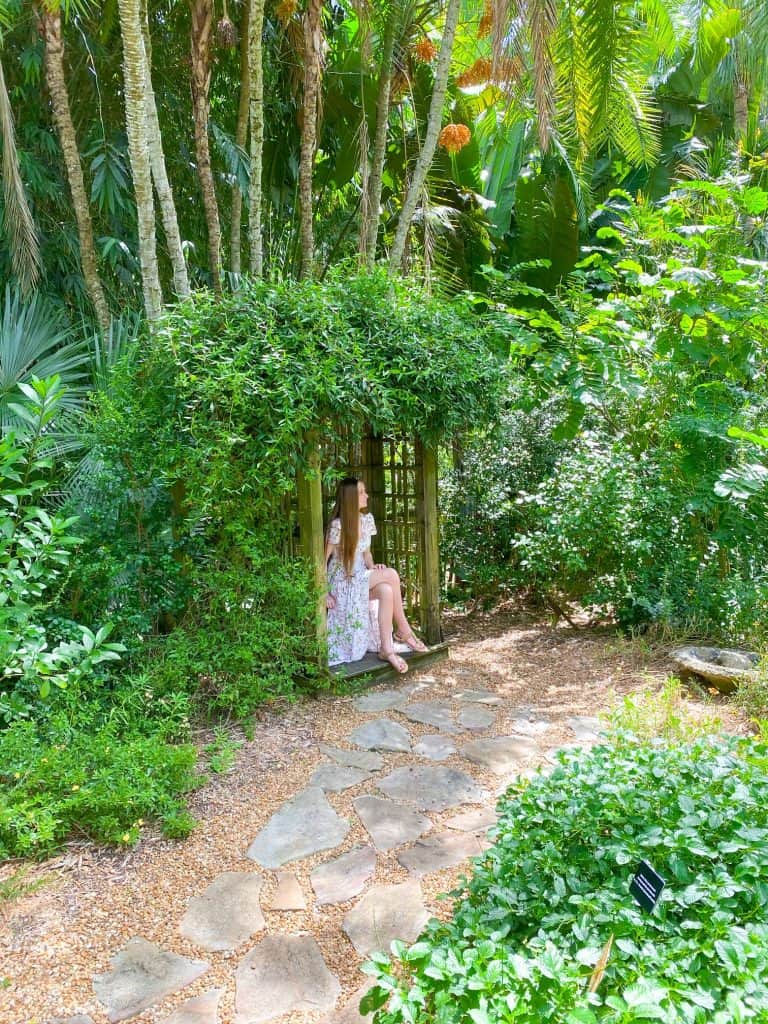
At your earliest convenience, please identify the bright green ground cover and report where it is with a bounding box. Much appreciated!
[365,737,768,1023]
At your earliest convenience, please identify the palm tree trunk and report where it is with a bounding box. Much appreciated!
[298,0,323,280]
[41,9,109,328]
[248,0,266,277]
[364,0,398,267]
[388,0,460,273]
[117,0,164,322]
[140,0,190,298]
[734,77,749,139]
[231,0,250,274]
[190,0,222,294]
[0,55,40,294]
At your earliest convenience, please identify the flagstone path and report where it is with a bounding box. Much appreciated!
[55,679,598,1024]
[6,613,697,1024]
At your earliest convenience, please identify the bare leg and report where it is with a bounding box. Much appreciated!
[369,566,427,652]
[371,581,407,673]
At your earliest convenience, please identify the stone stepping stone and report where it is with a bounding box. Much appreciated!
[568,716,603,742]
[180,871,265,952]
[311,846,377,905]
[269,871,306,911]
[353,690,407,712]
[321,982,375,1023]
[92,937,209,1023]
[400,701,458,733]
[310,763,373,792]
[342,881,429,956]
[319,745,384,772]
[161,989,223,1024]
[455,688,503,705]
[396,831,488,876]
[378,765,486,811]
[51,1018,94,1024]
[246,787,350,868]
[510,716,552,736]
[458,706,496,731]
[445,807,498,833]
[460,736,538,775]
[354,795,432,851]
[349,719,411,753]
[234,934,341,1024]
[412,734,456,761]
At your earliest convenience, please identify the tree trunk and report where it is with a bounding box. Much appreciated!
[248,0,266,277]
[190,0,222,293]
[0,55,40,294]
[734,77,749,139]
[231,0,250,274]
[141,0,190,298]
[364,0,398,267]
[388,0,460,272]
[117,0,164,321]
[41,9,109,329]
[298,0,323,280]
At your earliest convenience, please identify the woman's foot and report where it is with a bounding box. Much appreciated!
[378,648,408,673]
[395,629,428,653]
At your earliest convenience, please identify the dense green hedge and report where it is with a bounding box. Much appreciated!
[366,738,768,1023]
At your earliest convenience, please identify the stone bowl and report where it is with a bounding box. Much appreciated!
[670,645,760,694]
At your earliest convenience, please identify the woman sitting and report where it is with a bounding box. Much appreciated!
[325,476,427,673]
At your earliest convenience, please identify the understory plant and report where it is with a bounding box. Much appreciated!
[365,738,768,1023]
[0,377,123,721]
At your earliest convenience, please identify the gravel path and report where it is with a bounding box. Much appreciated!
[0,608,741,1024]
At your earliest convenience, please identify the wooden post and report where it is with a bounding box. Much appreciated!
[416,440,442,645]
[363,430,385,564]
[297,432,327,654]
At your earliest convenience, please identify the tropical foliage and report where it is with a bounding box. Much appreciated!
[0,0,767,862]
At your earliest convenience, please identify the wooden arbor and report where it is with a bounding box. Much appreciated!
[296,428,443,655]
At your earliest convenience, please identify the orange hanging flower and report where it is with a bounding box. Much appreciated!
[275,0,298,23]
[456,58,492,89]
[438,123,472,154]
[389,69,410,103]
[413,37,438,62]
[478,0,493,38]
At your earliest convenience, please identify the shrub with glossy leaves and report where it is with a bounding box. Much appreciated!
[366,738,768,1023]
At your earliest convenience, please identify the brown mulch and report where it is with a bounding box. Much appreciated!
[0,606,747,1024]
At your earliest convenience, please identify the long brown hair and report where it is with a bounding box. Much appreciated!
[329,476,360,577]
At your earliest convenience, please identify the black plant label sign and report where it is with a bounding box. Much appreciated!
[630,860,666,912]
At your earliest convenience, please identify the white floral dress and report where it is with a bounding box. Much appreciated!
[327,512,380,666]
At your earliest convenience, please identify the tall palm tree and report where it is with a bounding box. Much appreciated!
[140,0,190,298]
[117,0,164,321]
[299,0,323,279]
[40,7,109,328]
[389,0,461,271]
[231,0,250,274]
[0,53,40,294]
[190,0,222,293]
[364,0,400,266]
[248,0,266,277]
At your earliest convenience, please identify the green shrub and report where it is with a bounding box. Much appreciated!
[0,714,197,858]
[366,738,768,1023]
[0,378,124,719]
[141,538,326,718]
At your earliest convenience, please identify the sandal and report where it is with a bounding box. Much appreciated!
[378,648,408,674]
[395,629,428,653]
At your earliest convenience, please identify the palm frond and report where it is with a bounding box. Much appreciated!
[0,285,90,432]
[0,55,41,293]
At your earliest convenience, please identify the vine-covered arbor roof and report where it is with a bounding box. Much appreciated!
[155,268,505,458]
